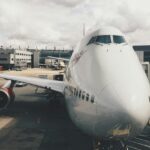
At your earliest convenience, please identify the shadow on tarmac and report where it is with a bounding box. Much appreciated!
[0,86,93,150]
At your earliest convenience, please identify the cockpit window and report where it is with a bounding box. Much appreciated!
[113,35,126,44]
[95,35,111,44]
[87,35,111,45]
[87,37,97,45]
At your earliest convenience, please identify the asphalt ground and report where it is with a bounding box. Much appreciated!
[0,85,93,150]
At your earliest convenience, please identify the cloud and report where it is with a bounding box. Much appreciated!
[0,0,150,49]
[51,0,86,7]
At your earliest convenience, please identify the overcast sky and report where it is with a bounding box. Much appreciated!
[0,0,150,49]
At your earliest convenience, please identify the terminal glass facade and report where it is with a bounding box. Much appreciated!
[40,50,73,64]
[133,45,150,62]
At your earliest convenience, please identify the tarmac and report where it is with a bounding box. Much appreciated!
[0,85,93,150]
[0,68,149,150]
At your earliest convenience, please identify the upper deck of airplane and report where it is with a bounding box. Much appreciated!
[87,27,126,44]
[90,26,124,36]
[74,26,128,53]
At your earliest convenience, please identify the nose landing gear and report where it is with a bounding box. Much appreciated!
[93,139,128,150]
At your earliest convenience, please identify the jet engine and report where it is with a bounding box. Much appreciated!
[0,87,15,109]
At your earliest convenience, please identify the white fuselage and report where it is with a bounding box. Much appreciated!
[64,27,150,140]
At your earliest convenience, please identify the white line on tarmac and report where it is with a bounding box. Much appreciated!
[0,117,15,129]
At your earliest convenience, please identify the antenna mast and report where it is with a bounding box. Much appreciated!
[83,23,86,36]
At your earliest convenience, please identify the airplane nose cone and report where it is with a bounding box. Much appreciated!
[95,84,150,139]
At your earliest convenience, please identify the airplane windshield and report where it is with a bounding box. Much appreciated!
[87,35,111,45]
[113,35,126,44]
[87,37,97,45]
[95,35,111,44]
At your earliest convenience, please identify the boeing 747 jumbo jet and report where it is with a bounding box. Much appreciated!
[0,27,150,149]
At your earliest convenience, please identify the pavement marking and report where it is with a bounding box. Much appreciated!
[0,117,15,129]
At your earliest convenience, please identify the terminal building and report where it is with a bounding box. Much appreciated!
[27,49,40,68]
[0,48,32,69]
[0,45,150,72]
[40,46,150,81]
[133,45,150,81]
[0,48,73,69]
[133,45,150,62]
[40,49,73,64]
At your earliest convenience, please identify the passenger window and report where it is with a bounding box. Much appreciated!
[86,93,89,101]
[76,90,78,96]
[79,90,81,98]
[82,91,85,100]
[95,35,111,44]
[74,88,76,96]
[113,35,126,44]
[91,96,95,103]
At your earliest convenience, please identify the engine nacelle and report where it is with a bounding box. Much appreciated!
[0,88,15,110]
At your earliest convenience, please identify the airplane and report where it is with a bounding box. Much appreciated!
[0,27,150,149]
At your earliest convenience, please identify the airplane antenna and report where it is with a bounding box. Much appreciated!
[83,23,86,36]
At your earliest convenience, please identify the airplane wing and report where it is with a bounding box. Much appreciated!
[47,56,70,62]
[0,74,66,94]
